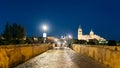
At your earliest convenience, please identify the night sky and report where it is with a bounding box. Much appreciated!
[0,0,120,40]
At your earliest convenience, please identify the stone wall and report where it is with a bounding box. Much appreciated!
[72,44,120,68]
[0,44,50,68]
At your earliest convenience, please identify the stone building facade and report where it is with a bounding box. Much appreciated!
[78,26,106,42]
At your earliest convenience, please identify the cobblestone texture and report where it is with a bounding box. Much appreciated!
[15,47,108,68]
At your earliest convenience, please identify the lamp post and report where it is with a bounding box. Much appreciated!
[68,35,72,48]
[42,24,48,43]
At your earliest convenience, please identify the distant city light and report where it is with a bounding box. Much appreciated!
[57,41,61,45]
[64,41,67,43]
[68,35,72,39]
[43,33,47,37]
[55,39,58,42]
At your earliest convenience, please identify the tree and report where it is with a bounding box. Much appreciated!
[70,38,77,44]
[71,39,79,44]
[117,41,120,46]
[3,22,12,44]
[78,40,87,44]
[87,39,99,45]
[11,23,26,44]
[108,40,117,46]
[12,23,18,40]
[3,22,26,44]
[20,26,26,40]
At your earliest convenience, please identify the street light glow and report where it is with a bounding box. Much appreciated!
[64,41,67,43]
[42,24,48,31]
[55,39,58,42]
[57,41,61,45]
[68,35,72,39]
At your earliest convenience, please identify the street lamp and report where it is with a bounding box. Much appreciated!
[68,35,72,39]
[42,24,48,43]
[68,35,72,47]
[42,25,47,32]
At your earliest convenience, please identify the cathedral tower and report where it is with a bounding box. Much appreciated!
[78,25,82,40]
[90,29,94,37]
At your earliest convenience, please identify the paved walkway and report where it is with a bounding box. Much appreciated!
[15,47,108,68]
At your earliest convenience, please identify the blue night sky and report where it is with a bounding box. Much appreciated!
[0,0,120,40]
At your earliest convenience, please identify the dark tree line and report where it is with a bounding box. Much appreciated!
[1,22,26,44]
[107,40,117,46]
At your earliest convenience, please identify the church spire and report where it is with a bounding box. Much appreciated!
[90,29,94,35]
[79,25,81,29]
[90,29,93,32]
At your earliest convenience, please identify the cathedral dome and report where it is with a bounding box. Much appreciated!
[90,29,94,35]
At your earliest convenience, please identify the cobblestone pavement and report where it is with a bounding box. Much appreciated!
[15,47,108,68]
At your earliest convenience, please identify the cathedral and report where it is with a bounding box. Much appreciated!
[78,26,106,42]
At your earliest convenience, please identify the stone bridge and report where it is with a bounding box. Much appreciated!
[1,44,119,68]
[15,47,108,68]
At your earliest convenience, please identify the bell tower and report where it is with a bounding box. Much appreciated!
[90,29,94,37]
[78,25,82,40]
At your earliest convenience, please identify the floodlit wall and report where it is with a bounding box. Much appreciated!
[0,44,49,68]
[72,44,120,68]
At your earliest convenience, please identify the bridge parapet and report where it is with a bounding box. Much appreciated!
[0,44,50,68]
[72,44,120,68]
